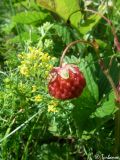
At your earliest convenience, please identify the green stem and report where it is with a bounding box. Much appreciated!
[60,39,94,67]
[85,8,115,34]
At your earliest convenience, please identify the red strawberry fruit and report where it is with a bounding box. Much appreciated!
[48,64,86,100]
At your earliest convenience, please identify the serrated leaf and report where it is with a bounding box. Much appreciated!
[79,54,99,101]
[92,92,117,118]
[54,24,72,44]
[64,55,80,67]
[72,90,116,135]
[98,57,119,97]
[72,87,97,135]
[12,11,48,24]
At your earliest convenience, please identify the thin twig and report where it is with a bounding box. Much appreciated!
[60,40,94,67]
[85,8,120,52]
[85,8,115,34]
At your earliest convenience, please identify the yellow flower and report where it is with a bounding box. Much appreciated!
[41,53,49,62]
[45,64,52,70]
[47,100,58,112]
[27,53,36,60]
[18,47,56,79]
[34,95,42,102]
[18,53,25,59]
[32,85,37,92]
[19,65,29,76]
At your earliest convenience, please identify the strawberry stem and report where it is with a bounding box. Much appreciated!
[60,39,94,67]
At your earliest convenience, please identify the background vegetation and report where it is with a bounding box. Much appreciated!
[0,0,120,159]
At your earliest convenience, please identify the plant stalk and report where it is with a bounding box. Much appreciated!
[85,8,120,52]
[60,39,94,67]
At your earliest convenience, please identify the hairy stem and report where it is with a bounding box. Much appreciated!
[97,58,119,100]
[85,8,120,52]
[60,40,94,67]
[85,9,115,33]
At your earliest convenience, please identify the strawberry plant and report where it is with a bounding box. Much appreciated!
[0,0,120,159]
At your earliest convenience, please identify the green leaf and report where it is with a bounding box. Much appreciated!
[72,90,116,135]
[12,11,48,24]
[92,92,117,118]
[10,32,39,43]
[83,92,117,132]
[37,0,83,33]
[48,121,58,134]
[72,87,97,135]
[78,4,106,34]
[14,0,40,11]
[79,54,99,101]
[54,24,72,44]
[37,1,106,35]
[2,21,16,34]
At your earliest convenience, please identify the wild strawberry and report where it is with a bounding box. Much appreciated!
[48,64,86,100]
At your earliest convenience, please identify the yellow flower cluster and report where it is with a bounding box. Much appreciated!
[18,47,56,77]
[19,64,29,76]
[48,100,58,112]
[34,94,43,102]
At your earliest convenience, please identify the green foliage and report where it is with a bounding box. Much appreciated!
[37,0,83,33]
[0,0,119,159]
[37,0,106,35]
[13,11,49,24]
[65,54,99,101]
